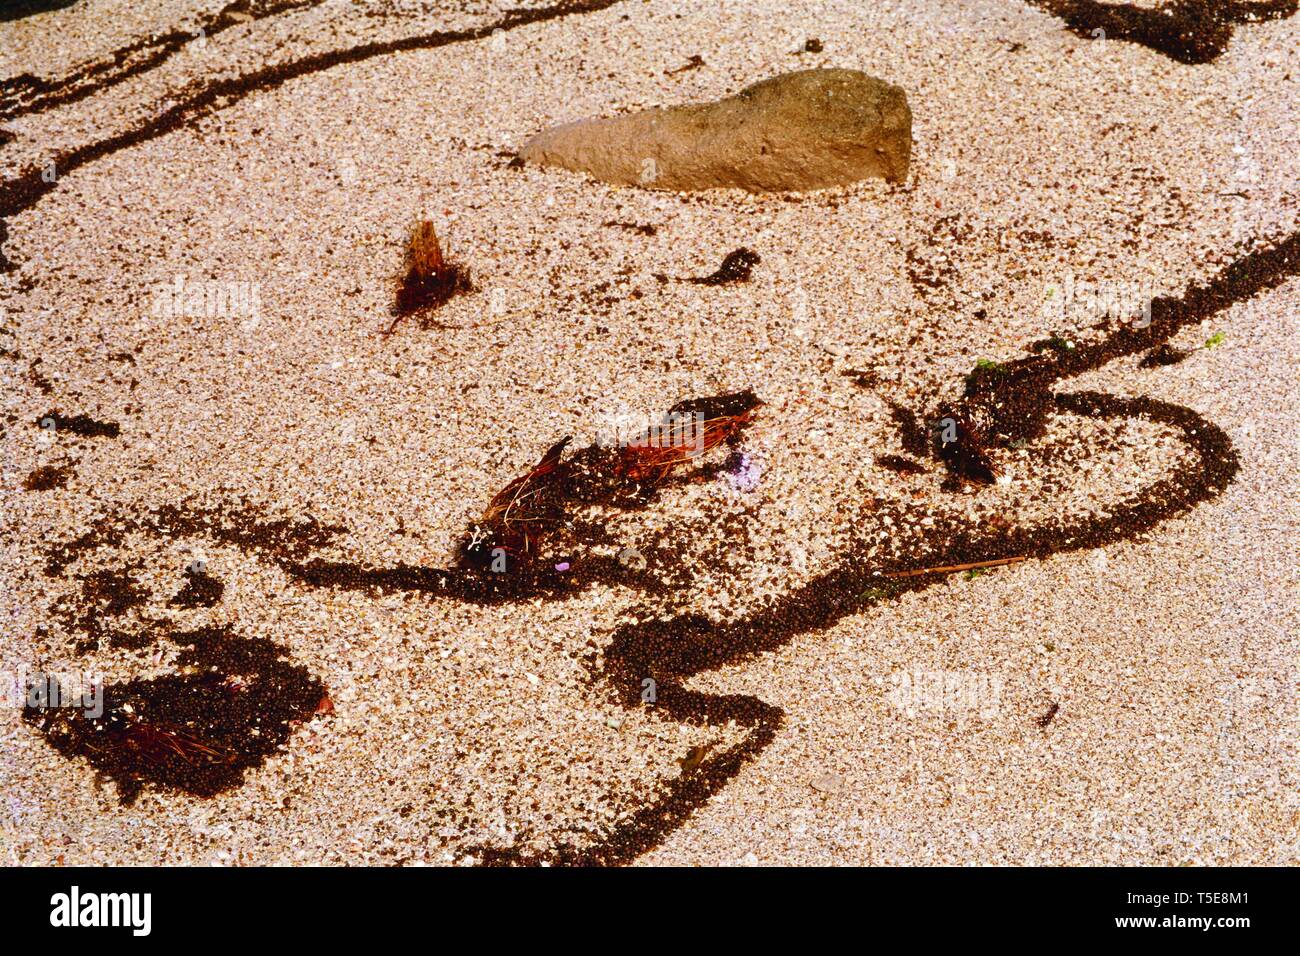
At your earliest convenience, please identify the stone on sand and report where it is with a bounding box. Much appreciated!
[519,68,911,192]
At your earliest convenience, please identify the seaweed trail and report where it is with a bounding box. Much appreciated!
[0,1,326,124]
[24,229,1296,858]
[471,688,783,867]
[477,227,1293,866]
[937,229,1300,483]
[470,391,1238,865]
[1028,0,1297,64]
[0,0,629,268]
[27,392,760,804]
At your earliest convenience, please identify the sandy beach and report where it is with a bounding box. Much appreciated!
[2,0,1297,866]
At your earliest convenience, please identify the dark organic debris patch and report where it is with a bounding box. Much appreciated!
[876,454,927,476]
[37,411,120,438]
[687,248,761,286]
[50,564,152,655]
[1039,702,1060,728]
[168,565,225,609]
[658,248,760,286]
[388,220,473,332]
[23,464,72,490]
[459,390,762,572]
[1030,0,1297,64]
[1140,343,1192,367]
[24,626,325,804]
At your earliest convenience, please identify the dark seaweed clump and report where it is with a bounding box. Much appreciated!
[456,389,762,575]
[688,248,760,286]
[394,261,474,318]
[1031,0,1297,65]
[168,565,225,609]
[37,411,120,438]
[23,626,324,805]
[391,221,474,324]
[23,464,71,490]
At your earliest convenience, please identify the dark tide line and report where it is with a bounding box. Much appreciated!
[0,0,627,266]
[480,226,1295,866]
[0,0,326,124]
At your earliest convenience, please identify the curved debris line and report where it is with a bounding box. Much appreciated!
[6,0,1297,863]
[0,0,326,123]
[471,227,1296,865]
[28,228,1298,860]
[0,2,79,25]
[0,0,628,268]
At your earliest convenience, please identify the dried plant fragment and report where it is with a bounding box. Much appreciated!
[1038,702,1060,728]
[616,390,761,484]
[461,437,573,569]
[112,716,236,767]
[458,391,761,570]
[388,220,473,332]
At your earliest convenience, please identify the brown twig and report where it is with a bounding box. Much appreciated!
[882,555,1027,578]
